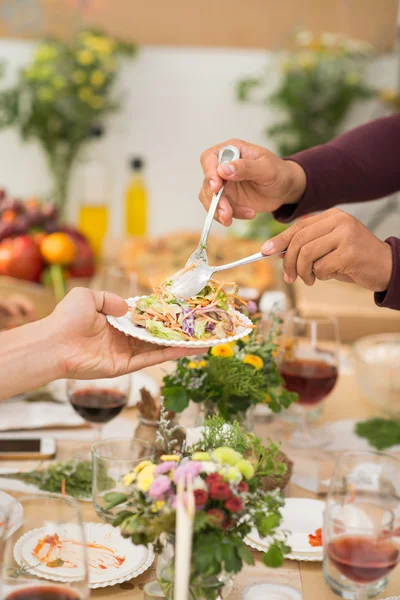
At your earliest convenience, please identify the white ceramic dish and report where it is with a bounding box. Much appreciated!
[14,522,154,589]
[243,582,303,600]
[106,297,253,348]
[245,498,324,562]
[0,491,23,539]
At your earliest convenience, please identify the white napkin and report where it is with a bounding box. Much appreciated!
[312,419,400,453]
[0,397,84,431]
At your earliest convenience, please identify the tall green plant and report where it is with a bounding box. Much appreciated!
[0,30,135,215]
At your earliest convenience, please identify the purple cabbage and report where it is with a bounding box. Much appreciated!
[182,308,195,337]
[205,322,215,333]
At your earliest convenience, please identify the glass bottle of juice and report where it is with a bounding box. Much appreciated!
[78,127,109,256]
[125,157,147,236]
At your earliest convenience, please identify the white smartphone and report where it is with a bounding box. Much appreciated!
[0,437,56,460]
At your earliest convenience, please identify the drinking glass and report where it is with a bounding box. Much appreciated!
[67,374,131,441]
[323,451,400,599]
[101,265,138,299]
[92,437,156,523]
[278,311,340,448]
[0,494,89,600]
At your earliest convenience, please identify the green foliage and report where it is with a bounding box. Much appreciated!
[355,417,400,450]
[0,30,135,213]
[162,313,297,421]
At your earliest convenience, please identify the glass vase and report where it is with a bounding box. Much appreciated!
[156,536,232,600]
[194,401,255,432]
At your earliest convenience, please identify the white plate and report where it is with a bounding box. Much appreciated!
[0,491,23,539]
[46,371,158,408]
[245,498,324,562]
[243,582,303,600]
[106,297,253,348]
[14,522,154,589]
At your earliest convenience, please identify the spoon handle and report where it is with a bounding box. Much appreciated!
[198,145,240,249]
[212,250,285,273]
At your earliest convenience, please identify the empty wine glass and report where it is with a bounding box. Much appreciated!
[0,494,89,600]
[67,374,131,441]
[323,451,400,599]
[278,310,340,448]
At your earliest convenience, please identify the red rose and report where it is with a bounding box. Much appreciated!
[238,481,249,493]
[209,482,231,501]
[207,509,225,526]
[223,518,233,530]
[224,496,244,513]
[205,473,223,486]
[194,489,208,506]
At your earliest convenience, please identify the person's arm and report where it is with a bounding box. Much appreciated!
[274,114,400,222]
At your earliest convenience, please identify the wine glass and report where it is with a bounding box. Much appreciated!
[0,494,89,600]
[278,310,340,448]
[67,374,131,440]
[323,451,400,599]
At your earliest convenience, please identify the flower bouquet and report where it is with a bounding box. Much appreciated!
[162,314,297,425]
[111,418,290,600]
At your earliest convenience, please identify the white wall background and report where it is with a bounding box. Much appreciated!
[0,40,399,239]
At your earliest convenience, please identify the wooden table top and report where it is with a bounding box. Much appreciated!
[3,357,400,599]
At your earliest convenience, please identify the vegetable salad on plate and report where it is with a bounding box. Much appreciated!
[130,278,251,342]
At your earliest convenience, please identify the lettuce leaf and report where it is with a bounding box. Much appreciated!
[145,320,187,341]
[194,319,207,339]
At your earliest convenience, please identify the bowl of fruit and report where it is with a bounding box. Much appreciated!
[0,188,95,298]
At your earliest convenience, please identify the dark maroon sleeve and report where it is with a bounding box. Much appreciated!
[272,115,400,311]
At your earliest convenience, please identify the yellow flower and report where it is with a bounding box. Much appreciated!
[90,70,106,87]
[89,95,104,110]
[104,57,116,71]
[211,344,234,358]
[243,354,264,370]
[212,447,242,466]
[37,65,53,80]
[192,452,211,462]
[38,87,54,102]
[122,471,137,486]
[134,460,153,474]
[77,49,95,65]
[221,466,242,483]
[263,393,272,404]
[78,86,92,102]
[52,76,65,89]
[160,455,180,462]
[83,34,114,55]
[236,459,255,480]
[136,464,156,492]
[241,336,250,344]
[297,52,316,70]
[35,44,58,62]
[151,500,165,513]
[187,360,207,369]
[72,70,86,84]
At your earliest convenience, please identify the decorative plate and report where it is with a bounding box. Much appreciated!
[14,522,154,589]
[106,297,253,348]
[245,498,325,562]
[0,490,23,539]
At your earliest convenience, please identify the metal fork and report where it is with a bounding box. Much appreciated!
[184,144,240,267]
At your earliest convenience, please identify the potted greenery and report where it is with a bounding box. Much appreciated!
[162,313,297,428]
[0,30,135,215]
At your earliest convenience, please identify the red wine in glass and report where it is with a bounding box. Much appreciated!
[4,587,81,600]
[327,535,400,584]
[70,388,127,424]
[280,359,338,406]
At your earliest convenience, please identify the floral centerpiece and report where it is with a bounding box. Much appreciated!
[0,30,135,214]
[110,416,290,600]
[162,313,297,425]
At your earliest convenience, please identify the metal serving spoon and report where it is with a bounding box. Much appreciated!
[170,251,285,298]
[184,144,240,268]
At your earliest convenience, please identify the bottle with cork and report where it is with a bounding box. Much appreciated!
[125,157,148,237]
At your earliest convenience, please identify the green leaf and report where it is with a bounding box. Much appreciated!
[263,544,284,568]
[237,541,255,565]
[103,492,128,510]
[355,418,400,450]
[257,513,281,537]
[163,386,190,413]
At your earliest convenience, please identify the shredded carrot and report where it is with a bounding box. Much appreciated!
[61,479,66,496]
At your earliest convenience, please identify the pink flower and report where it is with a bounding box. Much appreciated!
[149,476,171,500]
[173,462,202,485]
[172,492,188,510]
[155,462,178,476]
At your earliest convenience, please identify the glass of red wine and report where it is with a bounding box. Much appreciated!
[67,374,131,440]
[323,451,400,599]
[0,494,89,600]
[278,311,339,448]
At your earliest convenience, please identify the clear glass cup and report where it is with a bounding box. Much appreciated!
[278,311,340,448]
[67,374,131,441]
[101,265,138,299]
[91,437,156,523]
[323,451,400,599]
[0,494,89,600]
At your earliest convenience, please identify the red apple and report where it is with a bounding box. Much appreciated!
[67,235,95,278]
[0,235,43,282]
